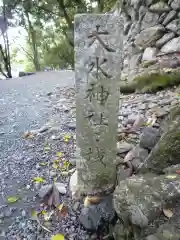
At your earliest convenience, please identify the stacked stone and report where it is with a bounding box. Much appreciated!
[118,0,180,81]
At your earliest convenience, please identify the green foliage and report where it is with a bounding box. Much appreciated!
[120,71,180,94]
[6,0,117,72]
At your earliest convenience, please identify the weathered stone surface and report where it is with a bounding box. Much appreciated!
[141,12,159,30]
[153,107,168,117]
[140,107,180,173]
[79,195,116,231]
[146,235,159,240]
[117,141,133,154]
[139,127,161,150]
[146,223,180,240]
[149,2,170,13]
[132,114,146,130]
[162,10,177,26]
[171,0,180,10]
[134,25,164,49]
[156,32,175,48]
[124,145,149,171]
[110,0,180,82]
[113,174,180,228]
[113,220,127,240]
[129,53,142,71]
[128,22,141,40]
[139,5,147,21]
[75,14,123,195]
[166,19,180,34]
[160,37,180,53]
[116,167,132,183]
[142,47,157,62]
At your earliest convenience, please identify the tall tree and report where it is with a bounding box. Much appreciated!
[4,0,117,72]
[0,0,12,78]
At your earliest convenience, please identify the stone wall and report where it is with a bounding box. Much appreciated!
[115,0,180,82]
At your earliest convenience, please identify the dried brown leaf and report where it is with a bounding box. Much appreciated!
[84,196,102,207]
[163,209,173,218]
[57,203,68,218]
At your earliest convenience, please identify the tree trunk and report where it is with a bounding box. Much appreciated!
[2,0,12,78]
[25,11,41,71]
[97,0,104,12]
[56,0,74,47]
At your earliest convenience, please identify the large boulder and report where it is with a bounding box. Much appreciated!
[139,107,180,174]
[113,174,180,229]
[134,25,165,49]
[139,127,161,151]
[146,223,180,240]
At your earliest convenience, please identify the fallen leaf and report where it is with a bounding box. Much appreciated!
[7,196,19,203]
[43,210,54,221]
[23,131,36,139]
[33,176,46,183]
[57,152,63,158]
[31,209,51,232]
[39,162,48,166]
[57,203,68,218]
[63,160,70,170]
[64,134,71,143]
[64,134,71,139]
[31,209,39,221]
[84,196,102,207]
[52,163,59,169]
[146,116,157,127]
[163,209,173,218]
[51,234,65,240]
[44,146,51,152]
[58,203,64,211]
[41,210,47,215]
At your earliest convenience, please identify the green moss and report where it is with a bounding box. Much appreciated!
[143,61,157,68]
[142,108,180,173]
[169,106,180,122]
[120,70,180,94]
[120,83,136,94]
[155,124,180,168]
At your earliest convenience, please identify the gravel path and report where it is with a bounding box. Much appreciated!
[0,71,83,239]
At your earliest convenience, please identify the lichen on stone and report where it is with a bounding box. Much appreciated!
[120,70,180,94]
[140,107,180,173]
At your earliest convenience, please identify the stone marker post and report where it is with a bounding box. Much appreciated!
[75,14,123,196]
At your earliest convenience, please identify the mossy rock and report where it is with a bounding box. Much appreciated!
[120,70,180,94]
[139,107,180,174]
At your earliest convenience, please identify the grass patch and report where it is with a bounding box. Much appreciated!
[120,70,180,94]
